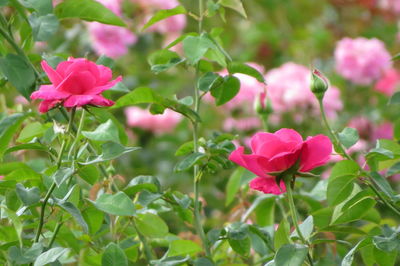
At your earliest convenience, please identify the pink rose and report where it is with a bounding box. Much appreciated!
[374,68,400,96]
[31,58,121,113]
[378,0,400,13]
[124,107,182,135]
[334,37,391,85]
[229,129,332,195]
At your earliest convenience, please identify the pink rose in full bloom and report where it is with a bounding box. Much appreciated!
[266,63,342,120]
[125,107,182,135]
[334,37,391,85]
[229,129,332,195]
[87,0,137,58]
[374,68,400,96]
[31,58,121,113]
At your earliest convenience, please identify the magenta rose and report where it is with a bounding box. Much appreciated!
[229,129,332,195]
[31,57,122,113]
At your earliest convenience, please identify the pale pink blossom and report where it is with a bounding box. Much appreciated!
[88,24,137,58]
[223,117,261,132]
[378,0,400,13]
[374,68,400,96]
[15,96,29,105]
[265,63,342,120]
[334,37,391,85]
[372,122,393,141]
[87,0,137,58]
[124,107,182,134]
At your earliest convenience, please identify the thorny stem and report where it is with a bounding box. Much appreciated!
[34,108,76,243]
[318,100,400,217]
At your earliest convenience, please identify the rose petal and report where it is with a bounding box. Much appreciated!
[249,177,286,195]
[85,76,122,95]
[41,60,63,86]
[300,135,332,172]
[38,99,60,113]
[63,95,94,107]
[30,85,70,100]
[275,128,304,144]
[229,146,269,178]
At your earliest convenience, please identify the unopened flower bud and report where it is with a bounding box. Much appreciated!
[254,92,272,115]
[311,69,329,100]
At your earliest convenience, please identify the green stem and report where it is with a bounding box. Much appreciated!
[48,219,64,248]
[284,180,314,266]
[318,100,400,216]
[132,218,154,262]
[34,108,76,243]
[189,0,211,258]
[260,114,269,132]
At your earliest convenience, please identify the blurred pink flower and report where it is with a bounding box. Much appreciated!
[348,116,373,140]
[334,37,391,85]
[372,122,393,141]
[374,68,400,96]
[265,62,342,120]
[88,24,137,58]
[124,107,182,134]
[15,95,29,105]
[223,117,261,132]
[87,0,137,58]
[378,0,400,13]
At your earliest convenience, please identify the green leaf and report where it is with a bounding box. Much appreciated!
[149,50,185,74]
[8,243,43,264]
[1,206,23,246]
[197,72,223,92]
[15,183,40,206]
[227,222,249,240]
[290,216,313,241]
[175,141,194,156]
[372,225,400,252]
[342,238,371,266]
[34,247,68,266]
[338,127,359,149]
[112,87,200,123]
[210,75,240,105]
[0,113,31,157]
[17,122,50,143]
[174,152,206,172]
[96,55,115,69]
[227,62,265,83]
[225,167,245,206]
[142,5,186,30]
[81,142,140,165]
[366,148,394,161]
[151,256,190,266]
[78,165,99,185]
[219,0,247,18]
[0,54,36,99]
[94,191,135,216]
[327,160,359,206]
[274,244,308,266]
[135,213,169,238]
[387,162,400,176]
[51,167,75,187]
[370,171,395,199]
[54,0,125,26]
[58,202,89,233]
[228,237,251,256]
[124,175,161,195]
[274,220,291,250]
[82,119,120,143]
[29,13,59,42]
[102,243,128,266]
[19,0,53,15]
[389,92,400,104]
[168,240,202,257]
[5,143,49,155]
[183,35,216,65]
[331,197,376,225]
[82,206,104,235]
